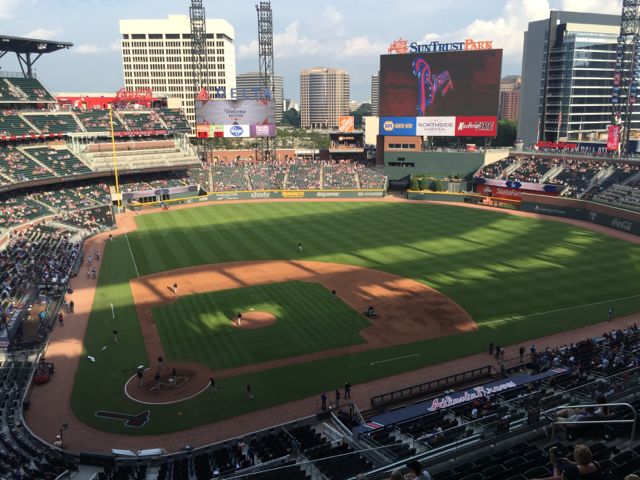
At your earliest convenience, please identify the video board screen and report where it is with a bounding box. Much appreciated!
[379,50,502,119]
[195,99,276,138]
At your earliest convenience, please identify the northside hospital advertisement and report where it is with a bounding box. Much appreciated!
[379,42,502,137]
[195,99,276,138]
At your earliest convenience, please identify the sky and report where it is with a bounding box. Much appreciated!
[0,0,623,102]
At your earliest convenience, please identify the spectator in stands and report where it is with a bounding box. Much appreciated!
[406,459,431,480]
[544,444,605,480]
[389,470,403,480]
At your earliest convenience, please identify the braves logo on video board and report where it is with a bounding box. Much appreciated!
[412,58,453,115]
[456,116,497,136]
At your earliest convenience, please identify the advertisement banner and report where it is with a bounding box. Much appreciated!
[455,116,498,136]
[250,124,276,137]
[338,115,355,133]
[379,117,417,136]
[479,185,560,200]
[223,124,251,138]
[416,116,456,136]
[379,49,502,117]
[475,177,560,193]
[607,125,621,151]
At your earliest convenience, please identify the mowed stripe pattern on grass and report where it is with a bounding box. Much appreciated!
[68,202,640,435]
[153,282,371,370]
[129,202,640,326]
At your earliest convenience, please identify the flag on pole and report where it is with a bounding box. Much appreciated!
[557,112,562,128]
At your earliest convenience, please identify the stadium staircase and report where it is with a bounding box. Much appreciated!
[540,164,563,183]
[502,159,522,177]
[320,165,325,189]
[580,164,616,199]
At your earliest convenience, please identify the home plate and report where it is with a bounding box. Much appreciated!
[370,354,419,366]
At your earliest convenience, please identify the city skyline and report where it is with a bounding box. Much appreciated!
[0,0,622,102]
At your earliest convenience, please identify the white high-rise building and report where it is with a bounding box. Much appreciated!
[300,67,350,130]
[119,15,236,130]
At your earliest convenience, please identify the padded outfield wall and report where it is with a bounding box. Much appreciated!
[520,193,640,236]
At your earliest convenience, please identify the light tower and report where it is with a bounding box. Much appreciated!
[612,0,640,156]
[256,1,276,162]
[190,0,212,175]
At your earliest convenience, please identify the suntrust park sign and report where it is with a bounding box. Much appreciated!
[411,39,493,53]
[388,38,494,55]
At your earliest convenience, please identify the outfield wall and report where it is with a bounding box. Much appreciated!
[206,190,386,201]
[521,193,640,236]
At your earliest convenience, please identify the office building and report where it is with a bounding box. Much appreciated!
[119,15,236,130]
[519,11,626,145]
[236,72,284,123]
[300,67,350,130]
[371,74,379,116]
[499,77,521,122]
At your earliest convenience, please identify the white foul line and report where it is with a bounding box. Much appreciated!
[124,232,140,278]
[482,292,640,327]
[370,354,420,366]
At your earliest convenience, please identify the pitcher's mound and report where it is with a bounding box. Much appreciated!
[233,311,276,329]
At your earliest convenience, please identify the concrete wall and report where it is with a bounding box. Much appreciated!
[384,150,509,184]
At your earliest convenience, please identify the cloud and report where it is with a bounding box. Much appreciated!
[418,0,552,60]
[0,0,20,19]
[239,6,386,62]
[74,40,120,55]
[24,27,64,40]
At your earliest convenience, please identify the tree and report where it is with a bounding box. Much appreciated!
[353,103,371,129]
[495,119,517,147]
[282,108,300,128]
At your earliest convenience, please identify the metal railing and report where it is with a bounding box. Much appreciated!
[370,365,493,409]
[545,402,637,443]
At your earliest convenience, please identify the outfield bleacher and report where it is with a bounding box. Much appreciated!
[156,108,191,132]
[247,163,287,190]
[0,114,38,137]
[0,147,53,183]
[21,113,82,134]
[212,164,249,191]
[24,147,91,177]
[5,78,55,103]
[358,166,387,189]
[75,109,126,132]
[32,184,110,211]
[1,195,52,229]
[323,163,358,189]
[286,163,321,190]
[119,110,165,131]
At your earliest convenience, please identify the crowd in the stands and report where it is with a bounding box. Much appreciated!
[476,155,640,203]
[209,159,386,191]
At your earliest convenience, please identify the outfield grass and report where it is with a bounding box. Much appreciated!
[153,281,371,369]
[70,202,640,435]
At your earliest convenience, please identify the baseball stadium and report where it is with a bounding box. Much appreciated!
[3,3,640,480]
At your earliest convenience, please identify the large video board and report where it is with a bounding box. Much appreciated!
[195,99,276,138]
[379,49,502,136]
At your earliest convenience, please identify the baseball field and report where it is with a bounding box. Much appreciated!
[70,200,640,436]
